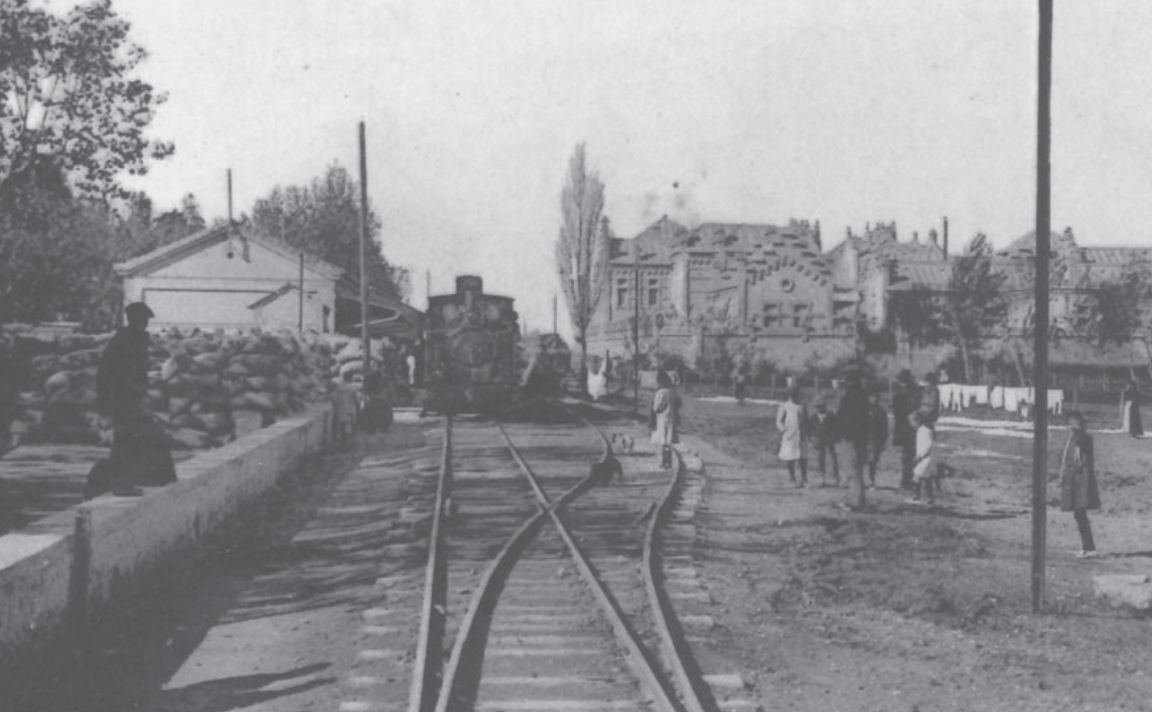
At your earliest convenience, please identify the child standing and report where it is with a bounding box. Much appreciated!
[776,387,809,487]
[908,412,936,505]
[866,392,889,488]
[651,370,680,469]
[1057,411,1099,557]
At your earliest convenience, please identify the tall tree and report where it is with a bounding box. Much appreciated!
[1069,253,1152,346]
[0,0,173,198]
[555,143,608,395]
[0,161,118,327]
[889,284,949,361]
[946,233,1007,381]
[250,163,409,298]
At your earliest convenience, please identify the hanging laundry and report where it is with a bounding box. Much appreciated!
[990,386,1005,409]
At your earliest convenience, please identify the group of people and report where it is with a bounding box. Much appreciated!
[775,370,942,509]
[772,368,1102,556]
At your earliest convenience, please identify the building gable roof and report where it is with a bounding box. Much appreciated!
[113,224,344,280]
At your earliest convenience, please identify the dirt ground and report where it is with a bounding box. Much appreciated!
[667,393,1152,712]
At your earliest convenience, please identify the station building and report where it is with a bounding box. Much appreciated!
[114,224,421,338]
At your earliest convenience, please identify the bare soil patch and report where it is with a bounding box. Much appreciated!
[669,395,1152,711]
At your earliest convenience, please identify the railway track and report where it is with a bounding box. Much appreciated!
[406,402,720,712]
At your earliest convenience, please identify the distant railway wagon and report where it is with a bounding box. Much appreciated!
[425,275,519,412]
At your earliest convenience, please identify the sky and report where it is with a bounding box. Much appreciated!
[77,0,1152,338]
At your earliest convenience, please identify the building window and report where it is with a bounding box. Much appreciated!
[322,305,330,333]
[647,277,659,306]
[762,303,781,328]
[792,303,810,328]
[616,278,628,308]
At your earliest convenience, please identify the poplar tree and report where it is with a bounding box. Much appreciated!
[555,143,608,395]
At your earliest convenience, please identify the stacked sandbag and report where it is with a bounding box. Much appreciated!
[8,329,338,450]
[328,337,403,385]
[20,339,110,445]
[157,333,237,449]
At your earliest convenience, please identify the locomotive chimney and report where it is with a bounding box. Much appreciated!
[456,275,483,295]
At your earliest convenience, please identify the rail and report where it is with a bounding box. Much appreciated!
[494,420,682,712]
[407,416,452,712]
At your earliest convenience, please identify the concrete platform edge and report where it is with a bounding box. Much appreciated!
[0,389,357,661]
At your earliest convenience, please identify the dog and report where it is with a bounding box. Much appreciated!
[591,454,624,484]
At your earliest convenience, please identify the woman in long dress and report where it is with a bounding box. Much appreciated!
[651,370,680,469]
[776,386,809,487]
[1122,380,1143,438]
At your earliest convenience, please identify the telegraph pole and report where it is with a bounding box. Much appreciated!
[298,252,305,333]
[633,242,641,413]
[1031,0,1054,614]
[358,122,371,378]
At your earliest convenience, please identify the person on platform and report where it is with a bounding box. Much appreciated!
[892,370,919,490]
[1121,379,1143,438]
[866,391,889,488]
[775,386,809,487]
[808,400,839,487]
[650,370,680,469]
[837,373,871,509]
[1056,411,1099,557]
[96,302,174,496]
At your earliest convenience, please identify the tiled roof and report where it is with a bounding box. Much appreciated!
[1081,246,1152,266]
[888,262,951,291]
[996,229,1077,257]
[612,217,829,276]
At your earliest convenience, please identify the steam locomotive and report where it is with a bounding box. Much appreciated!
[424,275,519,412]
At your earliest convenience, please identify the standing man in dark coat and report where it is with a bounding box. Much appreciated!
[808,401,840,487]
[892,370,919,490]
[96,302,173,495]
[837,373,871,510]
[1056,411,1099,557]
[918,371,941,430]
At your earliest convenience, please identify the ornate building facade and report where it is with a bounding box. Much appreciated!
[587,215,1152,374]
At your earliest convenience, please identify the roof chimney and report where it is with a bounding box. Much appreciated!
[929,229,939,246]
[912,231,919,243]
[943,216,949,259]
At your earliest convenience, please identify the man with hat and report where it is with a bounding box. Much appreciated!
[96,302,174,496]
[836,371,871,509]
[892,370,920,490]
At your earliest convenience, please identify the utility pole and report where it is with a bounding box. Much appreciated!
[1031,0,1054,614]
[633,242,641,413]
[298,252,305,333]
[552,294,558,335]
[226,168,233,224]
[358,121,371,379]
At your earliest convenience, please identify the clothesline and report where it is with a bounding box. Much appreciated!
[937,384,1064,414]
